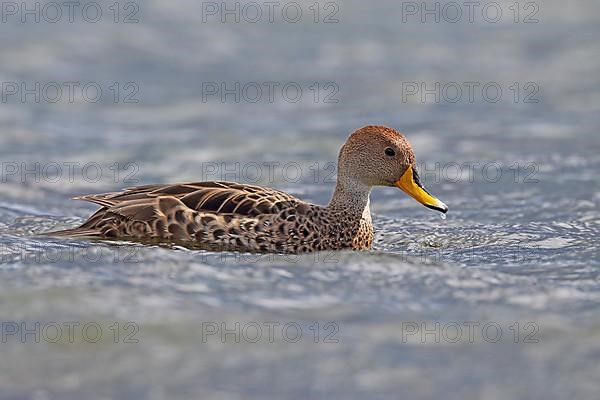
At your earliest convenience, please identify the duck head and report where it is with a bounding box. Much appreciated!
[336,125,448,214]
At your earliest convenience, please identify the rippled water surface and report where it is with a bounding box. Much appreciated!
[1,1,599,399]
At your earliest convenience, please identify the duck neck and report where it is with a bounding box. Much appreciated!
[327,176,372,220]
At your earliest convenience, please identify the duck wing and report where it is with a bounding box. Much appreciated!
[45,181,302,239]
[76,181,300,217]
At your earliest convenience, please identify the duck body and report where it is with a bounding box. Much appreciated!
[48,126,447,253]
[54,181,374,253]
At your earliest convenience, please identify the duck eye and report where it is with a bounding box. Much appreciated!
[384,147,396,157]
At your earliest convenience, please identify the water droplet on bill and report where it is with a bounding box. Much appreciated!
[440,213,447,220]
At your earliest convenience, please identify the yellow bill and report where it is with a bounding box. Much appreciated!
[395,164,448,214]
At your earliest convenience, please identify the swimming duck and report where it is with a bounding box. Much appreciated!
[48,126,448,253]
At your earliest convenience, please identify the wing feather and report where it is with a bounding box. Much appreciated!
[73,181,299,219]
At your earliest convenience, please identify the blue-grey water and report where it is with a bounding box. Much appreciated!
[1,0,599,399]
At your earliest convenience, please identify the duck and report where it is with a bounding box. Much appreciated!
[47,126,448,253]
